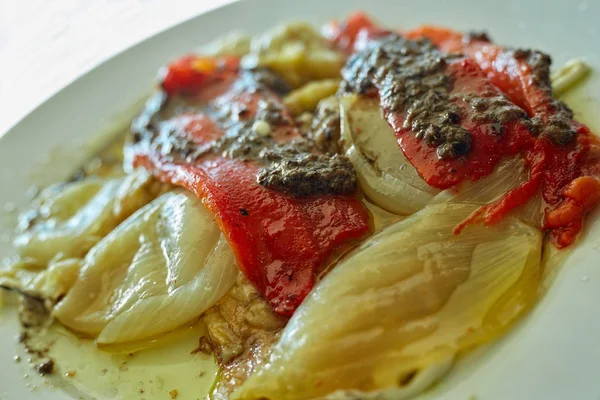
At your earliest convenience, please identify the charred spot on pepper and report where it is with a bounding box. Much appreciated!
[240,208,249,216]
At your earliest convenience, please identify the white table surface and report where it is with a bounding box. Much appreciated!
[0,0,234,137]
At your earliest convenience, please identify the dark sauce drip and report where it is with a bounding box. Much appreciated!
[37,359,55,375]
[132,68,357,197]
[310,103,342,154]
[13,296,56,376]
[510,49,577,145]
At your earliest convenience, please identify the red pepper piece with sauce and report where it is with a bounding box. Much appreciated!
[405,26,555,119]
[132,57,369,316]
[404,23,600,247]
[329,13,600,248]
[386,58,536,189]
[384,56,553,232]
[405,25,580,145]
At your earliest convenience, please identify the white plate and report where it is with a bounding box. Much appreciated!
[1,0,599,399]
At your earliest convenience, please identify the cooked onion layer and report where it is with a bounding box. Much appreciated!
[54,190,238,345]
[340,96,439,215]
[233,202,542,400]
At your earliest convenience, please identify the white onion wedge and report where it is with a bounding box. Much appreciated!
[54,190,238,345]
[243,22,344,87]
[340,96,438,215]
[14,178,123,265]
[13,170,164,267]
[233,203,542,400]
[431,157,544,227]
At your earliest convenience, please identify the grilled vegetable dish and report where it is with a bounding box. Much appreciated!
[2,12,598,400]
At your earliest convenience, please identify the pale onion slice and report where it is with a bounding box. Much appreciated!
[242,22,344,87]
[14,177,124,266]
[340,96,439,215]
[551,59,590,96]
[284,79,340,116]
[430,157,527,205]
[13,170,165,268]
[232,203,542,400]
[431,157,544,227]
[31,258,81,301]
[320,357,453,400]
[54,190,238,345]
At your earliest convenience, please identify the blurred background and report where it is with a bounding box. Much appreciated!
[0,0,233,135]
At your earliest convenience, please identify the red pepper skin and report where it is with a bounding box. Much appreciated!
[159,55,239,96]
[136,151,369,316]
[405,26,559,119]
[404,24,600,247]
[133,62,369,317]
[387,58,536,189]
[544,176,600,248]
[325,13,600,248]
[385,57,552,233]
[322,11,386,53]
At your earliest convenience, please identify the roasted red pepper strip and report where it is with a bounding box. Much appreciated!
[403,26,586,136]
[544,176,600,247]
[386,58,535,189]
[405,26,550,117]
[404,23,600,247]
[384,57,555,233]
[322,11,386,53]
[328,13,600,248]
[133,60,369,316]
[160,54,239,96]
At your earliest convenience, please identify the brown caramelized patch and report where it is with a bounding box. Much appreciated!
[204,275,287,400]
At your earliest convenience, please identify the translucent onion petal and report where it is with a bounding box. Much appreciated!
[340,96,438,214]
[431,157,544,226]
[243,22,344,87]
[233,203,542,400]
[14,178,123,265]
[430,157,528,205]
[54,190,238,345]
[320,357,453,400]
